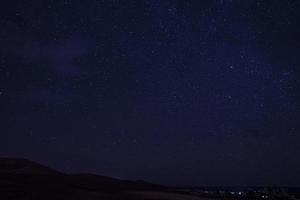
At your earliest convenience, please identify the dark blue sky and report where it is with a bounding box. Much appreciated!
[1,0,300,186]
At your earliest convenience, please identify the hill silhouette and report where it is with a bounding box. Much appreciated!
[0,158,203,200]
[2,158,298,200]
[0,158,61,175]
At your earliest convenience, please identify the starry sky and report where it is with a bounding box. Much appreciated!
[1,0,300,187]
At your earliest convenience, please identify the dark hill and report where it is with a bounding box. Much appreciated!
[0,158,61,174]
[1,158,297,200]
[0,158,164,200]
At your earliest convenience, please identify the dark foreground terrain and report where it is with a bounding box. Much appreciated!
[0,158,299,200]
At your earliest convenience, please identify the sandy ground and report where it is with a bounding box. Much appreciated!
[128,191,215,200]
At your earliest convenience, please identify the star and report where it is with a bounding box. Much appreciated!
[0,0,299,187]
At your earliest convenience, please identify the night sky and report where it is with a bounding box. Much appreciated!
[1,0,300,187]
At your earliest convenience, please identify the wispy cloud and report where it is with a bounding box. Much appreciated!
[1,35,91,76]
